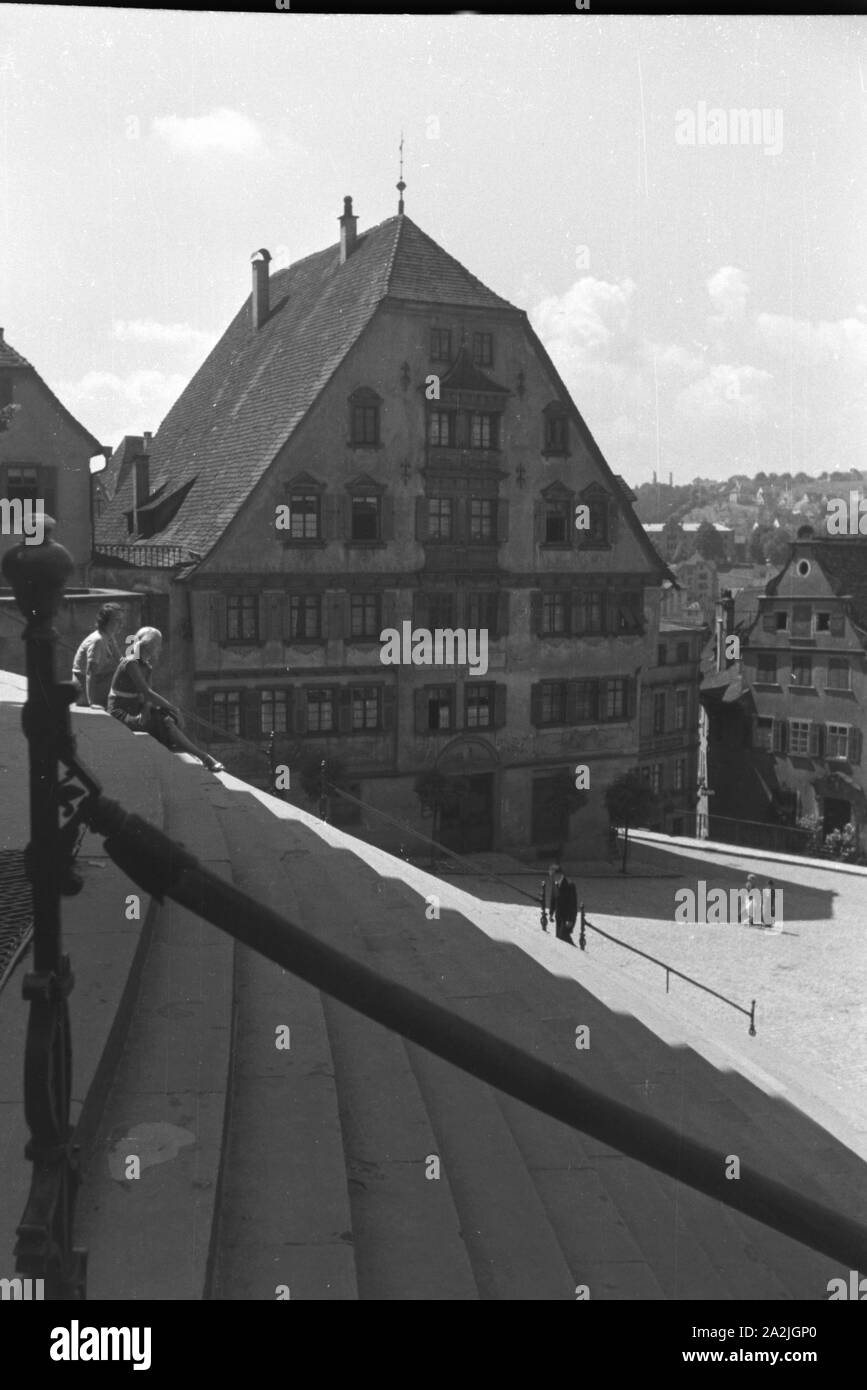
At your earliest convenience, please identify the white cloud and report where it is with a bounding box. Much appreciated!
[531,276,636,355]
[756,312,867,372]
[152,107,265,157]
[707,266,749,325]
[58,369,189,447]
[675,362,774,424]
[111,319,217,352]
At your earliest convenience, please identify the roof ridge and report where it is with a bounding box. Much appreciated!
[383,213,406,295]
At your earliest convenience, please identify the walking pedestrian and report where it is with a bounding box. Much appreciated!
[71,603,125,709]
[741,873,760,926]
[549,863,579,945]
[108,627,224,771]
[764,878,777,929]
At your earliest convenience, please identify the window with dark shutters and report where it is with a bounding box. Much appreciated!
[529,683,543,727]
[324,493,347,540]
[413,591,431,631]
[493,683,507,728]
[414,687,427,734]
[263,591,285,641]
[209,595,228,643]
[241,689,261,741]
[381,684,397,732]
[337,686,353,734]
[529,590,543,637]
[294,690,308,735]
[327,593,347,640]
[496,590,509,637]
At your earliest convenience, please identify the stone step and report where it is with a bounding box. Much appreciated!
[74,753,235,1300]
[229,792,577,1299]
[246,810,839,1299]
[372,875,857,1299]
[214,784,478,1300]
[403,910,831,1300]
[207,790,357,1301]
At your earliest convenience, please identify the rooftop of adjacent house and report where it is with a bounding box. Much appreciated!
[0,326,105,454]
[766,535,867,633]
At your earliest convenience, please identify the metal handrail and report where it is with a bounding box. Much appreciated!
[578,908,756,1036]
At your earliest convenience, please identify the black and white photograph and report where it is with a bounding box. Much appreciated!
[0,2,865,1346]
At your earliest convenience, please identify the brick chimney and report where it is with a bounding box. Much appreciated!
[339,196,358,264]
[132,451,150,534]
[251,248,272,329]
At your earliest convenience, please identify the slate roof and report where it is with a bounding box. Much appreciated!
[0,332,33,370]
[96,214,517,559]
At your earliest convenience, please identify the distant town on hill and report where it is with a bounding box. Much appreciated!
[632,468,867,567]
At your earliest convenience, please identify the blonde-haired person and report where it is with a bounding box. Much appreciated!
[108,627,223,772]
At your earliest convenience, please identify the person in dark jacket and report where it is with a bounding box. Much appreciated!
[549,863,578,944]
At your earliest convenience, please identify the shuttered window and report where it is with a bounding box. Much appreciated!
[260,689,289,734]
[212,691,241,735]
[350,593,380,639]
[289,595,321,640]
[226,595,258,641]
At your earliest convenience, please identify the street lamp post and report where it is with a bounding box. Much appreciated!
[2,531,88,1299]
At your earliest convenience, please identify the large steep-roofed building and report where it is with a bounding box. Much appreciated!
[94,197,671,858]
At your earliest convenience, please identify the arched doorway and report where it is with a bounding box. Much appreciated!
[433,737,499,854]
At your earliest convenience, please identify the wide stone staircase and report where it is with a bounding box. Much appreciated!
[3,717,866,1301]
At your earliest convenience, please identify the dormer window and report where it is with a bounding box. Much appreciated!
[472,332,493,367]
[543,402,570,456]
[349,387,381,447]
[430,329,452,363]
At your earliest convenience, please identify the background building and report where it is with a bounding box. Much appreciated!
[0,328,105,583]
[701,527,867,853]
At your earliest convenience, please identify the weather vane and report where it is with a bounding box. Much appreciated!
[397,131,406,214]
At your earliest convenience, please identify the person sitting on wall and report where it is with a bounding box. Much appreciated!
[71,602,125,709]
[108,626,223,772]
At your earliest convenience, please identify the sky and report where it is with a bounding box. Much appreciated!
[1,9,865,485]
